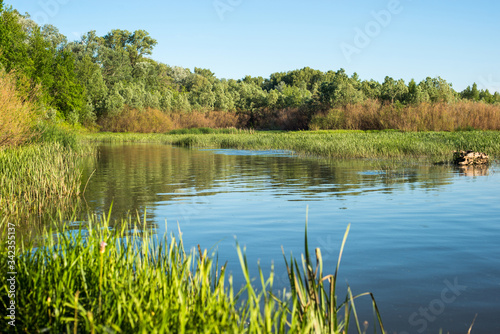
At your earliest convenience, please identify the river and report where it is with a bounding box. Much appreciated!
[79,143,500,333]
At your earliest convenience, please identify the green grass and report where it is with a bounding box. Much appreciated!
[31,122,81,151]
[0,212,384,333]
[82,130,500,161]
[166,127,255,135]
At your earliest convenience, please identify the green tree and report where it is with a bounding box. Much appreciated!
[0,5,31,73]
[100,46,133,87]
[194,67,216,82]
[213,81,236,111]
[318,69,364,107]
[127,30,157,66]
[404,79,429,104]
[103,29,157,67]
[171,91,191,112]
[75,54,108,117]
[461,83,480,101]
[41,24,67,50]
[189,78,216,110]
[277,84,311,108]
[265,89,280,109]
[67,30,103,61]
[418,77,457,103]
[50,50,85,120]
[381,76,408,103]
[27,26,55,97]
[360,80,382,100]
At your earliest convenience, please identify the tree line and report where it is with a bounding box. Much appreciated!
[1,1,499,130]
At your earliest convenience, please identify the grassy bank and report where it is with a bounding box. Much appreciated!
[83,130,500,161]
[0,213,383,333]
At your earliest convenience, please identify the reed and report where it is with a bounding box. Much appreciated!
[0,212,383,333]
[0,142,93,220]
[310,100,500,132]
[98,108,243,133]
[82,130,500,161]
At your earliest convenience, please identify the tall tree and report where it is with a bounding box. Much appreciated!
[41,24,67,50]
[103,29,157,67]
[418,77,457,103]
[0,5,31,73]
[75,54,108,117]
[318,69,365,107]
[128,30,157,65]
[50,50,85,119]
[381,76,408,103]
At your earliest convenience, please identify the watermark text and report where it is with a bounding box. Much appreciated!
[6,222,17,327]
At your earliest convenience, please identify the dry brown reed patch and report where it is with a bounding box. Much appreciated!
[310,100,500,131]
[170,110,241,129]
[99,107,174,132]
[99,108,242,132]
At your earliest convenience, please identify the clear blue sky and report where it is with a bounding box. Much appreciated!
[9,0,500,92]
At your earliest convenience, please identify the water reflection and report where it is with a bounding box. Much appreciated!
[80,143,458,226]
[456,164,490,177]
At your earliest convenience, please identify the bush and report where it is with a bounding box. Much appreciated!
[0,70,38,148]
[309,109,346,130]
[169,110,241,129]
[32,122,79,150]
[99,107,174,133]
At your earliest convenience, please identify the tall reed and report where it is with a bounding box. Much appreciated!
[310,100,500,131]
[98,108,242,133]
[0,142,91,220]
[83,131,500,160]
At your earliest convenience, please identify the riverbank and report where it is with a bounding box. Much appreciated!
[83,130,500,161]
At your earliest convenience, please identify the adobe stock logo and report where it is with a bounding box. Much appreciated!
[32,0,73,26]
[213,0,243,21]
[340,0,407,63]
[400,277,467,334]
[479,75,500,93]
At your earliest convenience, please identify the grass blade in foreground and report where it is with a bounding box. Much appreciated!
[282,221,386,334]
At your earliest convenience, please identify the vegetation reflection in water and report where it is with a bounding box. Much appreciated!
[79,143,461,228]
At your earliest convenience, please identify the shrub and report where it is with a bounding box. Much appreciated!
[99,107,174,133]
[169,110,241,129]
[0,70,38,148]
[31,122,79,150]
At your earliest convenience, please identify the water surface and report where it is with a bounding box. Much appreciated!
[80,143,500,334]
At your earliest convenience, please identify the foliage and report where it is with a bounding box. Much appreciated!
[98,107,174,133]
[1,2,499,130]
